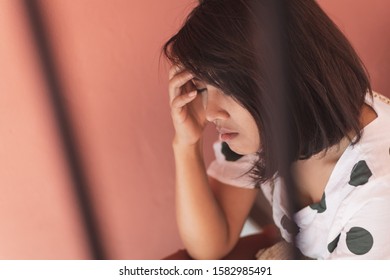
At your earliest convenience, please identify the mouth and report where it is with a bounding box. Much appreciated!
[217,127,239,142]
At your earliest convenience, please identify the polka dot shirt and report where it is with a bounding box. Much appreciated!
[207,92,390,259]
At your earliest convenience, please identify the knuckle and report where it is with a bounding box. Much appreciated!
[171,98,181,109]
[168,67,177,79]
[169,71,193,88]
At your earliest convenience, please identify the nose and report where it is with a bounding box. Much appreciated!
[204,91,229,123]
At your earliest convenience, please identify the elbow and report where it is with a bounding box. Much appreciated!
[187,249,227,260]
[185,240,235,260]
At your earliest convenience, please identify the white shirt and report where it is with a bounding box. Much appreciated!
[207,92,390,259]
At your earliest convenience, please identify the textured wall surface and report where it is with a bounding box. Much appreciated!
[0,0,388,259]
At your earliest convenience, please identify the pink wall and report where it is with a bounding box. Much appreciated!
[0,0,388,259]
[0,0,88,259]
[318,0,390,95]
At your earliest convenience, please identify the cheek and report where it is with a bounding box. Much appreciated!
[232,110,261,154]
[243,118,261,153]
[224,96,260,154]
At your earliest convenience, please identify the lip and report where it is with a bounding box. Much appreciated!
[217,127,239,142]
[220,132,238,141]
[216,127,236,134]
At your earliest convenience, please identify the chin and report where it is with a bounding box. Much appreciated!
[228,142,258,155]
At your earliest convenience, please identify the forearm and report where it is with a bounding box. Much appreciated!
[173,140,233,259]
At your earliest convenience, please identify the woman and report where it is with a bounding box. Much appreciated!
[163,0,390,259]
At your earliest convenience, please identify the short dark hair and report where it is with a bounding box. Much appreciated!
[163,0,372,184]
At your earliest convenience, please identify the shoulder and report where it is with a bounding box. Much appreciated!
[326,177,390,259]
[325,144,390,258]
[353,92,390,177]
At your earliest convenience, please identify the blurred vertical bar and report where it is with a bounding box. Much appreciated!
[22,0,106,259]
[269,0,301,259]
[274,2,300,258]
[251,0,300,258]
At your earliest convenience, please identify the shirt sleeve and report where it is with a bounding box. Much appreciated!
[326,185,390,259]
[206,141,259,189]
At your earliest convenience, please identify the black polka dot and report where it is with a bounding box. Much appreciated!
[221,142,243,161]
[346,227,374,255]
[310,193,327,213]
[328,233,341,253]
[348,160,372,187]
[281,215,299,236]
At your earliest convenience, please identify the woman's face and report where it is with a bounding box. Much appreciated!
[193,79,260,155]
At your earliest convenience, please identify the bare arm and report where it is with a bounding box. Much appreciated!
[168,66,258,259]
[173,142,258,259]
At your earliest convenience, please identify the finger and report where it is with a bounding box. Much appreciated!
[171,90,197,111]
[168,71,195,103]
[168,64,184,79]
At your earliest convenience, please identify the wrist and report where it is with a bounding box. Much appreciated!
[172,137,204,156]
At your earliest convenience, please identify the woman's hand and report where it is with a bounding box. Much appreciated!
[169,65,207,146]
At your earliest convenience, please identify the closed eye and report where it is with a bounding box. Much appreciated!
[196,88,207,94]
